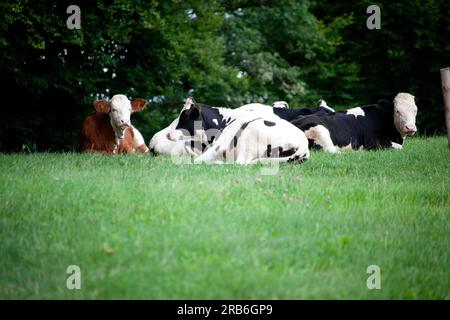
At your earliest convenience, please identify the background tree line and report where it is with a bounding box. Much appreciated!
[0,0,448,151]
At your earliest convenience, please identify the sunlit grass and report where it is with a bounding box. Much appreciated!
[0,136,449,299]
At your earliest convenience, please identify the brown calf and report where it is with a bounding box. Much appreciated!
[76,94,149,154]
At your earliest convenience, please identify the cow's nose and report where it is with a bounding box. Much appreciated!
[404,125,417,135]
[149,147,156,155]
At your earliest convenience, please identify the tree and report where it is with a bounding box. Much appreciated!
[0,0,448,151]
[0,0,245,151]
[311,0,450,133]
[222,0,357,108]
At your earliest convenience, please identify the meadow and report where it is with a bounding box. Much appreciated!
[0,136,449,299]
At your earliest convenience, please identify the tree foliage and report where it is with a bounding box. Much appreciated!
[0,0,448,151]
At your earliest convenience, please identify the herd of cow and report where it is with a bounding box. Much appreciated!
[76,92,418,164]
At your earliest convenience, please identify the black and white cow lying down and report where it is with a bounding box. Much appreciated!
[158,97,310,164]
[191,113,310,164]
[148,98,333,157]
[290,93,418,152]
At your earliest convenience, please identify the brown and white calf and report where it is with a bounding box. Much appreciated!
[76,94,149,154]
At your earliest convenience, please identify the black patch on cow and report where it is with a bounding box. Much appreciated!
[287,153,308,163]
[280,148,296,157]
[229,117,262,151]
[264,120,276,127]
[266,144,272,157]
[308,139,322,150]
[266,146,296,158]
[175,98,227,144]
[226,118,236,128]
[290,99,403,150]
[274,106,333,122]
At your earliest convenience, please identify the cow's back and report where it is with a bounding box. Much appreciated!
[76,112,116,153]
[292,112,363,149]
[325,113,364,148]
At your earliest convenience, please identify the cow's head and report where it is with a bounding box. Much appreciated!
[174,96,202,138]
[148,118,191,156]
[170,97,224,144]
[393,93,418,137]
[272,101,289,109]
[94,94,148,137]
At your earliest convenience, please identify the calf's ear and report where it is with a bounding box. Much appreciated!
[131,98,148,112]
[94,100,111,113]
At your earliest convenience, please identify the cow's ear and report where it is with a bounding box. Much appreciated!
[189,103,201,120]
[183,96,196,111]
[94,100,110,113]
[131,98,148,113]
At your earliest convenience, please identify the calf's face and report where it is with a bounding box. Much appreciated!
[94,94,148,135]
[393,93,417,137]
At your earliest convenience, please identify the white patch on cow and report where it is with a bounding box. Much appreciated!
[213,106,240,121]
[182,96,195,110]
[391,141,403,150]
[346,107,365,117]
[336,144,353,151]
[304,125,338,153]
[318,100,335,112]
[109,94,132,139]
[131,126,146,150]
[393,93,418,138]
[195,127,209,144]
[212,118,219,125]
[272,101,289,109]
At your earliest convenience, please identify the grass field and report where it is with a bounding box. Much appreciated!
[0,136,449,299]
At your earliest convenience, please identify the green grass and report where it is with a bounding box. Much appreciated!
[0,136,449,299]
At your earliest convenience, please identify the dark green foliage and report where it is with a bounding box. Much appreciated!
[310,0,450,134]
[0,0,448,151]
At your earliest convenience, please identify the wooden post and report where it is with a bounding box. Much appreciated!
[441,67,450,149]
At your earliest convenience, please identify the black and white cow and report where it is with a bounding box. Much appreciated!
[148,98,333,156]
[149,99,241,156]
[165,97,309,164]
[271,99,334,122]
[290,93,418,152]
[192,113,310,164]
